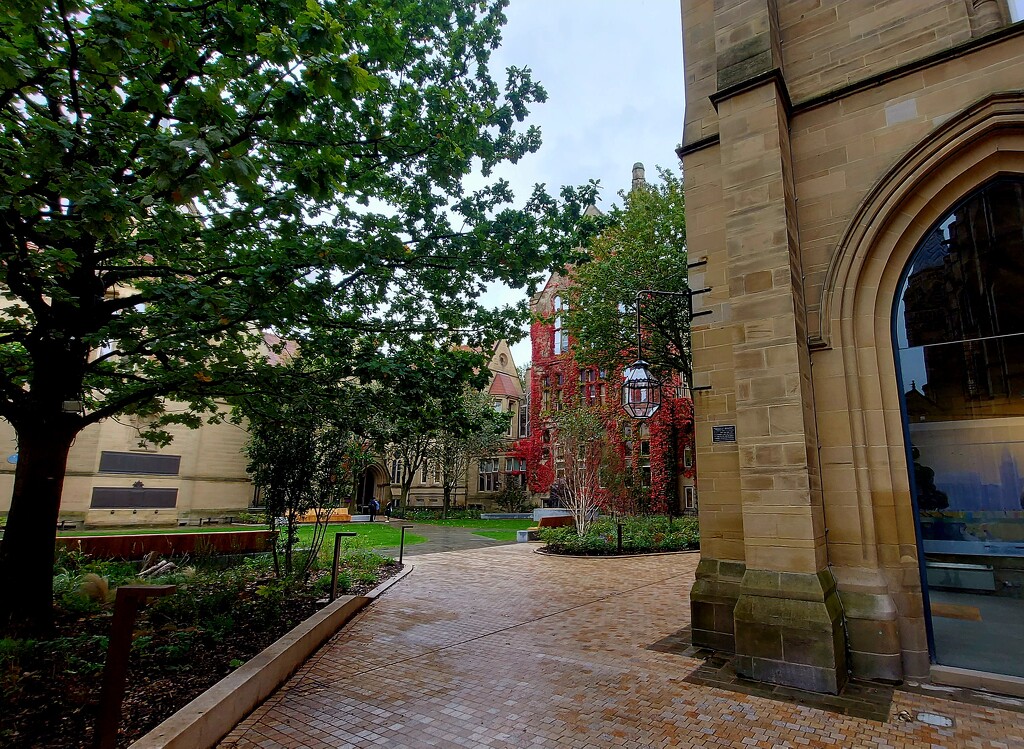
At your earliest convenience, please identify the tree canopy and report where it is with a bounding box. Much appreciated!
[428,389,507,517]
[565,167,689,383]
[0,0,598,631]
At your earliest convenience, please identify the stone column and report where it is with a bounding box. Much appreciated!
[711,0,847,694]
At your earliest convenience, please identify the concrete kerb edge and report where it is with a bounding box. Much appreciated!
[366,563,414,599]
[533,547,700,559]
[129,565,414,749]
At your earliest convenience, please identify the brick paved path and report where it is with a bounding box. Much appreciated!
[221,545,1024,748]
[373,522,515,557]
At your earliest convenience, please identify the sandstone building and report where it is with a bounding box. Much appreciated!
[381,340,529,512]
[679,1,1024,693]
[0,339,526,524]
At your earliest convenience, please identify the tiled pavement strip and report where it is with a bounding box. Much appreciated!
[221,545,1024,749]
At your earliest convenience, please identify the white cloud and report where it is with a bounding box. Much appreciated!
[475,0,686,368]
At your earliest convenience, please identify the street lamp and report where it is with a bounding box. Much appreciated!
[621,358,661,419]
[620,289,692,420]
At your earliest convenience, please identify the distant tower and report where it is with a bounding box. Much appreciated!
[631,162,646,192]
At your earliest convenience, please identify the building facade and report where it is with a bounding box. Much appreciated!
[524,273,696,513]
[0,403,253,527]
[0,339,527,525]
[679,0,1024,693]
[386,340,529,512]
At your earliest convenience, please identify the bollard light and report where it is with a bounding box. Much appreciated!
[330,531,358,601]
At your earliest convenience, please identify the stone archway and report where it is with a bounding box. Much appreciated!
[812,93,1024,681]
[356,464,387,515]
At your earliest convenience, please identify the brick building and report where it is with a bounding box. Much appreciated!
[522,272,696,514]
[679,1,1024,693]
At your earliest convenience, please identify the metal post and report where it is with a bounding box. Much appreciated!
[617,522,623,554]
[635,290,644,362]
[399,525,413,565]
[95,584,175,749]
[330,531,358,602]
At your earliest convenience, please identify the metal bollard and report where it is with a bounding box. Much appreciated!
[399,525,414,565]
[330,531,358,602]
[95,584,176,749]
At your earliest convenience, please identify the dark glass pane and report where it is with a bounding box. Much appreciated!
[90,487,178,508]
[898,179,1024,349]
[896,178,1024,678]
[900,336,1024,423]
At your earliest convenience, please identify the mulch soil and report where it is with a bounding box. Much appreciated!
[1,565,401,748]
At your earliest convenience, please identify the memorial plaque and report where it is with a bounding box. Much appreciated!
[712,425,737,443]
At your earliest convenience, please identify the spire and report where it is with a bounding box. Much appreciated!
[631,162,646,192]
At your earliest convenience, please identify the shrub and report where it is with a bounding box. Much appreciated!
[540,516,699,556]
[493,483,531,513]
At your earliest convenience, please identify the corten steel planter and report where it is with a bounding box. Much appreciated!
[55,530,275,559]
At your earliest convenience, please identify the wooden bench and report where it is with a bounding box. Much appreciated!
[518,514,575,542]
[531,515,575,531]
[295,507,352,523]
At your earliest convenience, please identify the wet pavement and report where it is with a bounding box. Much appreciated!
[374,521,516,558]
[220,544,1024,748]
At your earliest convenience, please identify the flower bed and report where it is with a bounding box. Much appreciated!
[540,515,699,556]
[0,544,399,748]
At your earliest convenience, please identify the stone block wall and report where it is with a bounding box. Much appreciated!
[679,0,1024,689]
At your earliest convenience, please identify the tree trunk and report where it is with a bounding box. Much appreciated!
[0,426,76,634]
[442,487,451,520]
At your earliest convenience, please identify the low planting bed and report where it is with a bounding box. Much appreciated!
[540,515,699,556]
[0,542,399,749]
[55,529,275,559]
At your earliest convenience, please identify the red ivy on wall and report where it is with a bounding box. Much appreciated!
[521,277,696,513]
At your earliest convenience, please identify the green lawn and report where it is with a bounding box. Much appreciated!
[472,530,520,542]
[294,522,426,549]
[406,517,533,530]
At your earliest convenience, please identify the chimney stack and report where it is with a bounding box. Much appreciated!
[631,162,646,192]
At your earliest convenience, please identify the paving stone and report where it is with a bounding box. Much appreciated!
[220,545,1024,749]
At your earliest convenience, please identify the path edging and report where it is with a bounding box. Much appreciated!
[130,564,414,749]
[534,547,699,559]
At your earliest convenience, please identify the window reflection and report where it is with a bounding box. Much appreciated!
[895,178,1024,678]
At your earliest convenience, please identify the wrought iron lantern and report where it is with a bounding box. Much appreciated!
[621,359,662,419]
[619,288,692,419]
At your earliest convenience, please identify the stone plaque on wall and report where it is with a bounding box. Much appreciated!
[711,425,736,443]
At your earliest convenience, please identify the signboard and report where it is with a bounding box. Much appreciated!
[712,425,737,443]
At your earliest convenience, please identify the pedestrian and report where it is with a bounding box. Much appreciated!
[384,500,393,522]
[369,497,379,522]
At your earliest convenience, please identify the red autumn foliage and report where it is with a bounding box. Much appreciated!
[517,276,695,514]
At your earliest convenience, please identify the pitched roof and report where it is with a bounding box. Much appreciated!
[489,371,521,398]
[262,332,299,365]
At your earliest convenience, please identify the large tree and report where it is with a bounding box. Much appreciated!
[428,390,506,518]
[0,0,597,631]
[565,167,689,383]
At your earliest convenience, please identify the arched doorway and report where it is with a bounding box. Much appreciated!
[894,177,1024,677]
[356,465,387,515]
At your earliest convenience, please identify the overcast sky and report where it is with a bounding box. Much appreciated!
[478,0,686,369]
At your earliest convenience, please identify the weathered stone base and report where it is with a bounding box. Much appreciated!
[837,585,903,683]
[734,568,848,694]
[690,558,746,652]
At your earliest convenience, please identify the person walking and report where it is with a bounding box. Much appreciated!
[384,500,393,522]
[369,498,380,522]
